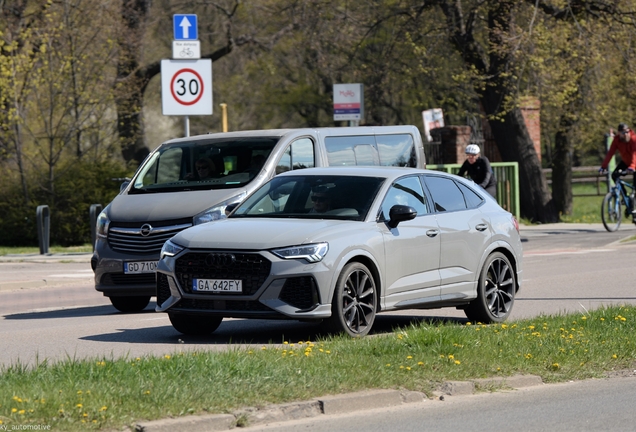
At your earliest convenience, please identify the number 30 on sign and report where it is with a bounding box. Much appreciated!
[161,59,212,115]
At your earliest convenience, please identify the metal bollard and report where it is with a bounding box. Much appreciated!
[36,205,50,254]
[90,204,103,251]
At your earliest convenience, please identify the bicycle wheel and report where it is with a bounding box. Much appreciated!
[601,191,622,232]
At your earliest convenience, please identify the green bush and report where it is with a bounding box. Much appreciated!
[0,160,130,246]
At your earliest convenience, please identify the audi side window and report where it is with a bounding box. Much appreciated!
[380,176,428,220]
[423,176,467,212]
[456,181,484,209]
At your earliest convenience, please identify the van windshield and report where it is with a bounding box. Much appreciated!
[129,137,279,194]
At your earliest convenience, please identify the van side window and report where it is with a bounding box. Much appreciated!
[325,134,416,167]
[325,136,379,166]
[376,134,416,167]
[276,138,315,174]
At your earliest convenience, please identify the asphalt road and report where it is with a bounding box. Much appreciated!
[1,223,636,367]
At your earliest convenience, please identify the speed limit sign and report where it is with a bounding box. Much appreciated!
[161,59,212,115]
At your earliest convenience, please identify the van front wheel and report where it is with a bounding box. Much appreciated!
[109,295,150,313]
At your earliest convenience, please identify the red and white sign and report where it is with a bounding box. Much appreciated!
[161,59,212,115]
[333,83,364,121]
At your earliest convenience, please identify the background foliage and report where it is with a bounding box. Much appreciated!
[3,0,636,244]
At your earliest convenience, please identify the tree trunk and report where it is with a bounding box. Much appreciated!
[116,0,150,167]
[551,115,574,216]
[484,105,557,222]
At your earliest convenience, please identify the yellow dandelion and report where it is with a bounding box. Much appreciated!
[77,391,82,395]
[83,413,88,418]
[525,354,532,359]
[551,363,560,370]
[326,350,331,354]
[418,361,424,366]
[448,354,454,359]
[400,365,405,369]
[145,390,151,395]
[612,354,618,359]
[406,366,411,371]
[76,404,83,408]
[283,341,289,345]
[261,346,267,350]
[164,355,171,359]
[397,334,403,340]
[386,364,391,367]
[248,351,253,355]
[581,316,587,320]
[11,408,17,413]
[466,322,472,326]
[99,406,107,412]
[454,360,461,365]
[600,318,605,321]
[501,324,508,329]
[18,410,25,415]
[440,354,445,358]
[407,355,413,359]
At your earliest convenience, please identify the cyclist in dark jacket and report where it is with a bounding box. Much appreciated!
[458,144,497,198]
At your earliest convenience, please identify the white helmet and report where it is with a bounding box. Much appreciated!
[465,144,480,155]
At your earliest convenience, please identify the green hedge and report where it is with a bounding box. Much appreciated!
[0,160,130,247]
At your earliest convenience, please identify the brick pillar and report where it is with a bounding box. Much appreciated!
[520,96,541,162]
[430,126,472,164]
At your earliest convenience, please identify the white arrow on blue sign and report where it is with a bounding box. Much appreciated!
[173,14,198,40]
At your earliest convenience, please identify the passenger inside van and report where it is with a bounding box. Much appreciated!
[186,157,217,180]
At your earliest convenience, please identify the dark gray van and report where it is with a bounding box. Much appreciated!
[92,125,426,312]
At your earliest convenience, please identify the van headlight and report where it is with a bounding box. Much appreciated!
[271,243,329,263]
[161,240,184,259]
[96,210,110,238]
[193,192,247,225]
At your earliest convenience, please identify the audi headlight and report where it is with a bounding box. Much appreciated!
[193,192,247,225]
[96,209,110,238]
[271,243,329,263]
[161,239,185,259]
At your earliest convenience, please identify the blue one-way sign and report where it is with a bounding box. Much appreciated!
[173,14,198,40]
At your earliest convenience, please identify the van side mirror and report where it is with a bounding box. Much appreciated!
[387,205,417,228]
[120,181,130,193]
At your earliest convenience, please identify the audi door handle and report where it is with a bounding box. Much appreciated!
[426,229,439,237]
[475,224,488,231]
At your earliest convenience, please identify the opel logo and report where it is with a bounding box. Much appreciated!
[205,253,236,267]
[140,224,153,237]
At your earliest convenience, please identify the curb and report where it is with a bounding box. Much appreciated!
[134,375,542,431]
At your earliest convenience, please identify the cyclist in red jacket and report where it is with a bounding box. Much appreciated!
[600,123,636,213]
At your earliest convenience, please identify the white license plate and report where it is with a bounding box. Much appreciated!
[192,278,243,293]
[124,261,157,274]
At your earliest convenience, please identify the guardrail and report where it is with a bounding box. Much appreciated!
[427,162,520,220]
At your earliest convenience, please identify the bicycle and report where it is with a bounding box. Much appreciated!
[600,170,635,232]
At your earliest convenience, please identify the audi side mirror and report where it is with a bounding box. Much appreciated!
[387,205,417,228]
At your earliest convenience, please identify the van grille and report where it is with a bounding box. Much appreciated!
[108,220,192,255]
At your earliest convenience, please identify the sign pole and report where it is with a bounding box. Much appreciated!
[184,116,190,137]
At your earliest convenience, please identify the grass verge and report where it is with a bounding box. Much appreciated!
[1,305,635,431]
[0,245,92,256]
